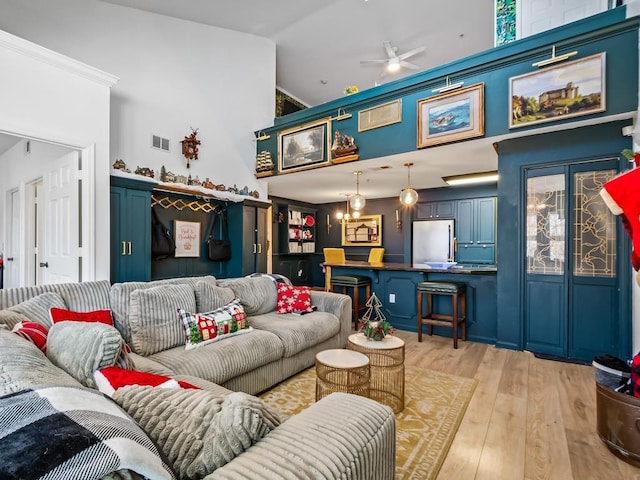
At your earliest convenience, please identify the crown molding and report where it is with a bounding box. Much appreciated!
[0,30,119,88]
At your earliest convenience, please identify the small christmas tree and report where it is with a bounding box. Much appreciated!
[359,293,394,341]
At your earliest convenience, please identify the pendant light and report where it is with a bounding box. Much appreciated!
[336,194,352,222]
[350,171,366,211]
[399,162,418,206]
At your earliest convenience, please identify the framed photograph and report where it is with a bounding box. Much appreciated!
[358,99,402,132]
[509,53,606,129]
[341,214,382,247]
[417,83,484,149]
[174,220,200,257]
[278,117,331,173]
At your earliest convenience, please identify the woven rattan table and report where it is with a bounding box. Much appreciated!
[347,333,405,413]
[315,349,370,401]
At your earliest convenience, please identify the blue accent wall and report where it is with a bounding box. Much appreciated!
[257,10,638,172]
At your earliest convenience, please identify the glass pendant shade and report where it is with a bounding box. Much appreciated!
[350,171,366,211]
[399,162,418,206]
[399,188,418,206]
[350,194,366,210]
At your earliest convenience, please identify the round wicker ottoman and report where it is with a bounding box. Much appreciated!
[347,333,405,413]
[315,349,370,401]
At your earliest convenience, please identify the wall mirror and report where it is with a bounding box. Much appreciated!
[341,214,382,247]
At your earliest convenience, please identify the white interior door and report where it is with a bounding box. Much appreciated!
[4,189,21,289]
[41,151,80,285]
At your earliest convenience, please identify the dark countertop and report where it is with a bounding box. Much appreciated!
[323,260,497,274]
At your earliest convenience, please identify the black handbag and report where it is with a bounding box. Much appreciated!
[206,209,231,262]
[151,208,176,260]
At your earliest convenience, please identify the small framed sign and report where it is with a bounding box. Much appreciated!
[174,220,200,257]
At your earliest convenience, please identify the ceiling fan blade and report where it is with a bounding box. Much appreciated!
[383,41,395,58]
[400,60,420,70]
[360,59,390,65]
[398,45,426,61]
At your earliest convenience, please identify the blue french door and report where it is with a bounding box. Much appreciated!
[524,159,622,361]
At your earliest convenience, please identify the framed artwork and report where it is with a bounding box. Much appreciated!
[509,53,606,129]
[342,214,382,247]
[417,83,485,148]
[358,99,402,132]
[174,220,200,257]
[278,117,331,173]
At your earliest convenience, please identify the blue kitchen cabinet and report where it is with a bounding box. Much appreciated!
[110,184,151,283]
[456,197,496,264]
[416,200,456,219]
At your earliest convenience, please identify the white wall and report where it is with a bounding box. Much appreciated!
[0,0,275,194]
[0,27,115,281]
[0,0,276,281]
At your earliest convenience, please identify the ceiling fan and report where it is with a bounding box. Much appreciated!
[360,41,426,78]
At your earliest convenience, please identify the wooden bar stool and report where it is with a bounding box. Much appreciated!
[331,275,372,329]
[416,281,467,349]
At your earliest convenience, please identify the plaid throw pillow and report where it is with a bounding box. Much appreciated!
[276,283,313,314]
[178,299,252,350]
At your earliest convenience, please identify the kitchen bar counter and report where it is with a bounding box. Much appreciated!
[325,260,497,345]
[323,260,496,275]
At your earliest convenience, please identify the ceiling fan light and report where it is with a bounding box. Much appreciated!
[387,58,401,72]
[350,194,366,210]
[399,188,418,206]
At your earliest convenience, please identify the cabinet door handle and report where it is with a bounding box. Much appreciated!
[128,242,132,256]
[258,243,262,254]
[122,241,127,256]
[253,244,257,254]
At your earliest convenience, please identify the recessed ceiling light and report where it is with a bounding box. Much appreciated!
[320,79,328,84]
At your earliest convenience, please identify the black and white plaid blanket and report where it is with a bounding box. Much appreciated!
[0,386,176,480]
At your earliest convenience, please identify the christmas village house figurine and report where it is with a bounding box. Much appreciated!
[181,127,201,168]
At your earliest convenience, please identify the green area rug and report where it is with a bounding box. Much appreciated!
[260,364,477,480]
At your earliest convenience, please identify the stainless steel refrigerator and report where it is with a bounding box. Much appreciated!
[412,219,455,264]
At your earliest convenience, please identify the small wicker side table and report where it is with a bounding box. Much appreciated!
[315,349,370,401]
[347,333,405,413]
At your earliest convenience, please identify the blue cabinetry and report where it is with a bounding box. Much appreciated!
[456,197,496,264]
[416,201,455,219]
[110,183,152,283]
[241,203,269,276]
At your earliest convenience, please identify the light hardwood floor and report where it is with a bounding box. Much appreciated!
[391,330,640,480]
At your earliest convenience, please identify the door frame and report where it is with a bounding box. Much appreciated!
[0,133,96,287]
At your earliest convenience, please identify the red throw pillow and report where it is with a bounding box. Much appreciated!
[276,283,314,314]
[49,307,113,325]
[93,366,200,397]
[12,321,48,353]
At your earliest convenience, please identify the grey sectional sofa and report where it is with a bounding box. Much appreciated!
[0,276,396,480]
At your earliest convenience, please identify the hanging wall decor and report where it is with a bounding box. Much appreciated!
[181,127,201,168]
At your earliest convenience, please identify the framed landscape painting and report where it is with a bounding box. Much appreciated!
[278,117,331,173]
[417,83,484,148]
[509,52,606,129]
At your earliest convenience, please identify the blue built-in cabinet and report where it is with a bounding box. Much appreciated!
[456,197,496,264]
[110,178,153,283]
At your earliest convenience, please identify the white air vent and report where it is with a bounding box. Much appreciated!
[151,134,170,152]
